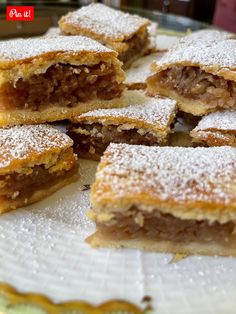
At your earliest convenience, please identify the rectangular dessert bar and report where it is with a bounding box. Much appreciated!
[191,110,236,146]
[147,30,236,116]
[0,36,125,126]
[87,143,236,256]
[59,3,150,67]
[0,124,78,213]
[68,90,177,160]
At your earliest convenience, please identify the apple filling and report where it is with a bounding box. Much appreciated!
[68,122,165,159]
[0,152,78,204]
[0,62,124,110]
[96,208,236,245]
[149,66,236,109]
[119,29,149,65]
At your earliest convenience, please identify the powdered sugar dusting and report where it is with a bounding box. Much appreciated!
[0,124,73,170]
[153,30,236,71]
[62,3,149,40]
[0,36,112,62]
[194,110,236,132]
[78,91,176,128]
[95,143,236,205]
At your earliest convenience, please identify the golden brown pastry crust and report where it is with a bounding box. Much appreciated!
[58,3,150,66]
[0,125,78,213]
[87,231,236,256]
[58,3,150,43]
[88,143,236,255]
[90,143,236,224]
[0,98,123,127]
[190,110,236,146]
[149,30,236,81]
[0,36,125,126]
[147,30,236,115]
[70,90,177,137]
[0,36,124,85]
[0,124,74,174]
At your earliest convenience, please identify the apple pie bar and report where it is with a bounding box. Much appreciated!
[147,30,236,116]
[68,91,177,160]
[0,124,78,213]
[0,36,125,127]
[59,3,150,67]
[191,110,236,147]
[87,143,236,256]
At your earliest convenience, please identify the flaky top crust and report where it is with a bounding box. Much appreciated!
[0,36,124,86]
[71,90,177,134]
[59,3,150,43]
[0,124,73,175]
[91,143,236,224]
[151,30,236,81]
[192,110,236,133]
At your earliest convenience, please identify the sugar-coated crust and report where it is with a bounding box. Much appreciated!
[0,36,124,86]
[147,85,217,116]
[70,90,177,136]
[0,173,78,214]
[191,110,236,146]
[0,97,124,127]
[191,130,236,147]
[86,231,236,256]
[192,110,236,133]
[150,30,236,81]
[59,3,150,43]
[0,125,74,174]
[91,143,236,224]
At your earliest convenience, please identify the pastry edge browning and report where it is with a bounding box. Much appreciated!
[0,51,124,86]
[0,98,124,127]
[86,231,236,256]
[191,130,236,147]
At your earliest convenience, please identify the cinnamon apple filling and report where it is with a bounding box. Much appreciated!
[119,29,149,65]
[68,123,164,158]
[152,66,236,109]
[97,208,236,245]
[0,156,78,203]
[0,62,124,110]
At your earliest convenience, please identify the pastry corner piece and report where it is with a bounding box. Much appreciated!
[147,29,236,116]
[58,3,150,67]
[191,110,236,146]
[0,36,125,127]
[68,90,177,160]
[87,143,236,257]
[0,124,78,213]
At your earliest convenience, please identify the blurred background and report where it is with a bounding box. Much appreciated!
[0,0,235,38]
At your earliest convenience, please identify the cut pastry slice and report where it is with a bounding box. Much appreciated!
[68,90,177,160]
[125,52,164,90]
[0,36,125,127]
[0,124,78,213]
[191,110,236,146]
[58,3,150,67]
[87,143,236,256]
[147,29,236,116]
